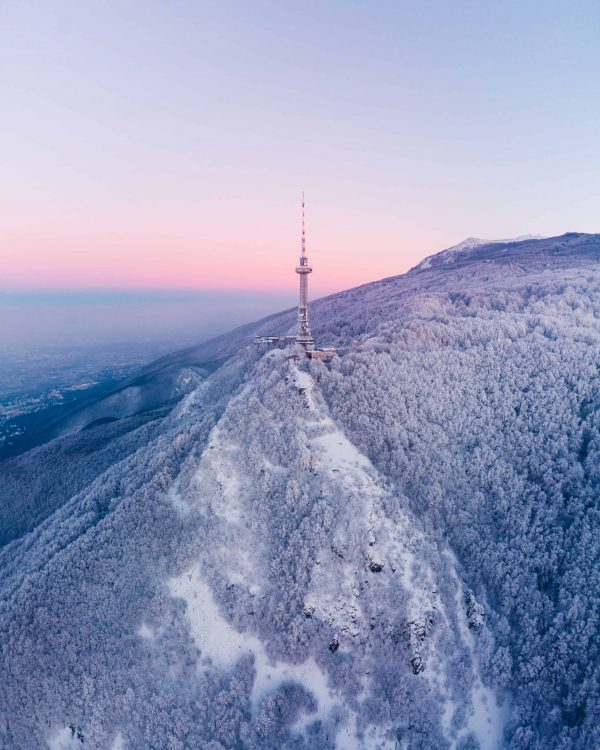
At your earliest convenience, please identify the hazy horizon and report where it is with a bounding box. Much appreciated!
[0,289,301,353]
[1,230,591,354]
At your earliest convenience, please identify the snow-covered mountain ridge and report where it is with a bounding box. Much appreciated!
[1,232,599,750]
[415,235,546,270]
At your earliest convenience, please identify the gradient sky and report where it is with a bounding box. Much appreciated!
[1,0,599,296]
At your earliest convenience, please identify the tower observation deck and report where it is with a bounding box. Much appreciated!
[295,192,314,349]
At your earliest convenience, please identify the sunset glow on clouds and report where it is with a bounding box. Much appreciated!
[1,1,599,295]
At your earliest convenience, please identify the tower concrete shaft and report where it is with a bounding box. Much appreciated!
[295,192,313,348]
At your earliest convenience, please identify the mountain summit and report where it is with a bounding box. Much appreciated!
[415,234,546,270]
[1,233,599,750]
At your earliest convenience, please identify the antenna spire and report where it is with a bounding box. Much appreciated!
[301,191,306,255]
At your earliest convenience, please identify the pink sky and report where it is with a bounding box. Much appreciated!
[1,199,450,295]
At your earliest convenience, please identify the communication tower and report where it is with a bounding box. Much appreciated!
[255,194,336,359]
[295,192,314,349]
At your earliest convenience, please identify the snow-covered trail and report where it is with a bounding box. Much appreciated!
[294,363,506,750]
[295,366,438,628]
[165,357,506,750]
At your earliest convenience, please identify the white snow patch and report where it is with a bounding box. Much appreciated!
[175,382,253,521]
[166,484,193,515]
[334,710,398,750]
[334,711,359,750]
[137,623,155,640]
[47,727,80,750]
[313,428,372,472]
[174,377,213,419]
[221,545,262,595]
[466,683,508,750]
[199,422,242,523]
[170,565,251,668]
[253,656,334,725]
[48,727,125,749]
[448,561,508,750]
[294,368,317,410]
[170,564,337,724]
[174,379,265,604]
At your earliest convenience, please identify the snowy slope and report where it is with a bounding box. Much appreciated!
[170,357,505,749]
[1,232,599,750]
[415,235,545,270]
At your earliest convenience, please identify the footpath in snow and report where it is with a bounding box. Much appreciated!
[164,359,506,750]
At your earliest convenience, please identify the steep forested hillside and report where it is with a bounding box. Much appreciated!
[1,233,598,750]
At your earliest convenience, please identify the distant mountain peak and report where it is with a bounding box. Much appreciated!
[416,234,546,270]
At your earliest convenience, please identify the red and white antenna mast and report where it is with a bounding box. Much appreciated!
[301,191,306,255]
[295,191,313,349]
